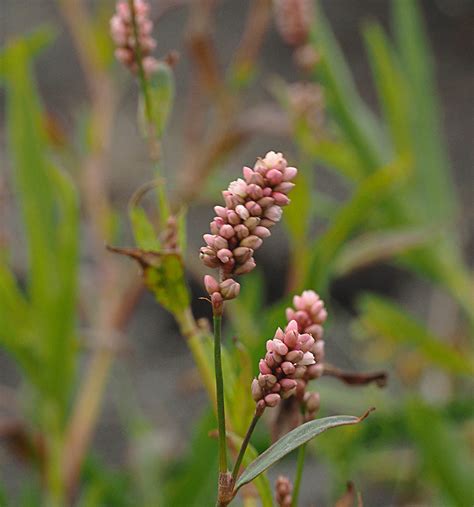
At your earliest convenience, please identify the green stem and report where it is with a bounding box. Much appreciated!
[292,444,307,507]
[213,313,228,473]
[128,0,153,122]
[128,0,161,162]
[231,410,262,481]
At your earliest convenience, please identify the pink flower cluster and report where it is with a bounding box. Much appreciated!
[200,151,297,280]
[251,320,318,410]
[275,475,293,507]
[273,0,314,47]
[286,290,328,384]
[110,0,159,77]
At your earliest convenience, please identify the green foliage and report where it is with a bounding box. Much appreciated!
[306,158,409,290]
[163,411,217,507]
[235,412,372,491]
[306,1,473,325]
[225,431,273,507]
[139,62,175,139]
[1,2,472,506]
[0,30,79,421]
[358,294,473,376]
[405,399,474,507]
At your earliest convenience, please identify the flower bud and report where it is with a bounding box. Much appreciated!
[264,393,281,407]
[204,275,220,295]
[219,278,240,300]
[234,258,256,275]
[285,349,304,363]
[235,204,250,220]
[233,246,253,263]
[214,205,227,218]
[251,379,263,401]
[272,192,290,206]
[240,235,263,250]
[304,391,320,412]
[257,196,275,208]
[217,248,233,263]
[265,205,283,222]
[245,201,263,217]
[283,166,298,181]
[259,359,272,375]
[244,217,260,229]
[253,226,271,238]
[280,378,297,391]
[247,183,263,200]
[274,181,295,193]
[266,168,284,186]
[281,361,296,376]
[234,224,250,240]
[299,351,315,366]
[219,224,235,239]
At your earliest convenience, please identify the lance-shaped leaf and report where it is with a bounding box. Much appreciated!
[139,61,175,138]
[107,246,190,315]
[333,226,436,276]
[358,294,474,376]
[234,409,373,491]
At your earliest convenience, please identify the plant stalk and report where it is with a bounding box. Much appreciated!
[231,409,262,481]
[292,443,307,507]
[213,313,228,473]
[128,0,161,161]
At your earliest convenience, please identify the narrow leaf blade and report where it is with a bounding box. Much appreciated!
[235,410,373,490]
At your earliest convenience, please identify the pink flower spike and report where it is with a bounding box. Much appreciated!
[200,151,297,280]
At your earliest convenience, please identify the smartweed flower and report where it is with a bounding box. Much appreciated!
[251,320,316,410]
[110,0,159,76]
[200,151,297,280]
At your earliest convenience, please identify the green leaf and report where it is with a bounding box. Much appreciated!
[107,247,190,315]
[363,23,411,159]
[284,170,312,244]
[358,294,474,375]
[128,181,163,251]
[4,38,56,305]
[2,33,79,410]
[307,158,409,290]
[298,136,365,182]
[405,398,474,507]
[392,0,457,225]
[139,62,175,138]
[311,3,387,173]
[144,253,190,314]
[235,410,373,491]
[129,206,161,251]
[333,226,436,276]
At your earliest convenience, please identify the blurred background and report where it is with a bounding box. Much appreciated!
[0,1,473,506]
